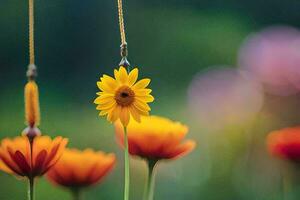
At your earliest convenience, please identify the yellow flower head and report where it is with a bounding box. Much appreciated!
[94,66,154,127]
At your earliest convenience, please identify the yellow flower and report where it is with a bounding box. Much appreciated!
[94,66,154,127]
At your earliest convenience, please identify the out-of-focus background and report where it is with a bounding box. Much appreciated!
[1,0,300,199]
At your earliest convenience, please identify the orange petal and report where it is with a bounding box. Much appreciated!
[0,159,14,175]
[167,140,196,159]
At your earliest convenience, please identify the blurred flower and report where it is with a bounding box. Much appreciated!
[115,115,196,160]
[94,66,154,127]
[239,26,300,96]
[25,81,40,127]
[188,67,264,130]
[267,127,300,162]
[0,136,68,178]
[47,148,116,189]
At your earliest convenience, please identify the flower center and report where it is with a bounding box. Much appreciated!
[115,86,135,106]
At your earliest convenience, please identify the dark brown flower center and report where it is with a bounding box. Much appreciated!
[115,86,135,106]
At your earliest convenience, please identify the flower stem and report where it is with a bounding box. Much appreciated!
[124,126,130,200]
[28,177,35,200]
[144,160,157,200]
[282,167,292,200]
[72,189,82,200]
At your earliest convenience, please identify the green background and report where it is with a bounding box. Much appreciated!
[0,0,300,199]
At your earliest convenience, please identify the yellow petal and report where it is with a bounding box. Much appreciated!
[97,82,112,93]
[129,107,141,123]
[99,110,109,116]
[97,101,116,110]
[120,107,130,127]
[133,104,150,116]
[135,89,152,96]
[102,75,118,90]
[106,105,118,122]
[128,68,138,86]
[134,100,151,111]
[94,94,114,104]
[114,69,120,80]
[117,67,128,84]
[132,79,151,90]
[107,110,114,122]
[136,95,154,103]
[134,106,149,116]
[111,106,122,122]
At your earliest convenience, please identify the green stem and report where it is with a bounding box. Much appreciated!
[28,177,35,200]
[72,189,82,200]
[282,167,292,200]
[144,160,157,200]
[124,126,130,200]
[27,136,35,200]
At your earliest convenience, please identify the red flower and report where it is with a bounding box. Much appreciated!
[267,126,300,161]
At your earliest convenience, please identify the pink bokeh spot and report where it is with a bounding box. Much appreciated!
[239,26,300,96]
[188,67,264,130]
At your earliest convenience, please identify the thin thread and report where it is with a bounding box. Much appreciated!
[117,0,127,45]
[29,0,35,65]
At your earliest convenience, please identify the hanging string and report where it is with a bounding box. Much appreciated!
[29,0,35,65]
[117,0,130,67]
[27,0,37,80]
[23,0,41,140]
[118,0,126,46]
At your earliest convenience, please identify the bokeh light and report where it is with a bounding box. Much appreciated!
[188,67,264,130]
[239,26,300,96]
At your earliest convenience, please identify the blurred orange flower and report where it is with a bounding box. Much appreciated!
[115,115,196,160]
[0,136,68,177]
[267,127,300,161]
[47,148,116,188]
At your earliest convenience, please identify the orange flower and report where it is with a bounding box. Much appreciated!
[267,126,300,161]
[0,136,68,177]
[115,115,196,160]
[47,148,116,188]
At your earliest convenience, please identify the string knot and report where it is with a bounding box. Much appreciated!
[119,43,130,67]
[26,64,37,80]
[22,127,41,140]
[120,43,128,57]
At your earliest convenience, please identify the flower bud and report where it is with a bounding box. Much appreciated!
[25,81,40,127]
